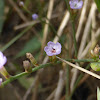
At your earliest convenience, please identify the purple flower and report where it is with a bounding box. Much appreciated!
[44,41,62,56]
[0,78,2,86]
[69,0,83,9]
[32,14,38,20]
[19,1,24,6]
[0,51,7,69]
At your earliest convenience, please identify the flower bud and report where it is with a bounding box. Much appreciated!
[23,60,32,72]
[26,53,38,66]
[0,78,2,86]
[94,45,100,55]
[90,45,100,59]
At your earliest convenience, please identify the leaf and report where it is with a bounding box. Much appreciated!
[94,0,100,12]
[90,62,100,71]
[0,0,4,34]
[15,37,41,58]
[97,87,100,100]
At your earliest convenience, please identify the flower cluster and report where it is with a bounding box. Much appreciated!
[69,0,83,9]
[44,41,61,56]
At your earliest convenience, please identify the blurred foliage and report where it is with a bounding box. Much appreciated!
[18,75,34,89]
[94,0,100,12]
[0,0,4,34]
[15,37,41,58]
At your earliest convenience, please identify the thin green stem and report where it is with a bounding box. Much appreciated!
[71,20,77,57]
[65,58,98,63]
[65,0,78,57]
[1,62,60,87]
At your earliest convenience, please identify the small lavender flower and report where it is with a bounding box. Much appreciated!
[32,14,38,20]
[19,1,24,6]
[0,78,2,86]
[0,51,7,69]
[44,41,62,56]
[69,0,83,9]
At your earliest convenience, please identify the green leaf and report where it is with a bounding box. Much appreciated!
[90,60,100,71]
[15,37,41,58]
[0,0,4,34]
[94,0,100,12]
[97,87,100,100]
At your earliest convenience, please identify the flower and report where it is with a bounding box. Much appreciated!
[69,0,83,9]
[32,14,38,20]
[0,51,7,69]
[0,78,2,86]
[44,41,62,56]
[19,1,24,6]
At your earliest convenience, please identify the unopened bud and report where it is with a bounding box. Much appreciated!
[26,53,38,66]
[0,78,2,86]
[94,45,100,55]
[23,60,32,72]
[90,50,94,57]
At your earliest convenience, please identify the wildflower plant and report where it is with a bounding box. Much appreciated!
[1,0,100,100]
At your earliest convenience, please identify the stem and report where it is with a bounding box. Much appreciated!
[65,58,97,63]
[65,0,78,57]
[56,56,100,80]
[71,20,77,57]
[0,57,97,87]
[1,62,60,87]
